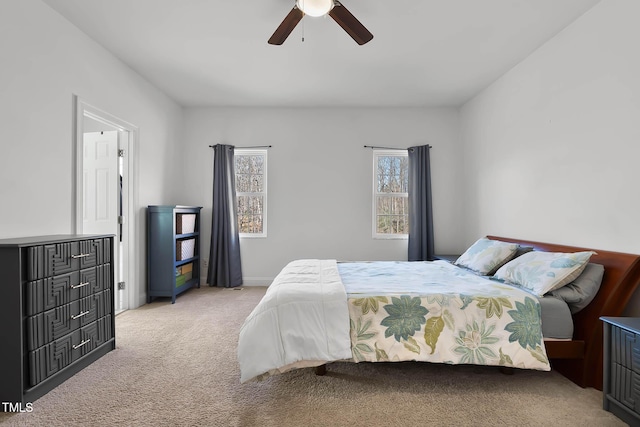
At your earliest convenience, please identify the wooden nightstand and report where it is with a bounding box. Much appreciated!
[601,316,640,426]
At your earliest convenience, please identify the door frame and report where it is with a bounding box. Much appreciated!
[73,95,140,310]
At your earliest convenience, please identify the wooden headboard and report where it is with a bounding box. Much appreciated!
[487,235,640,390]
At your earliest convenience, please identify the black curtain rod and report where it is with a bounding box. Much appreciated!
[363,145,432,151]
[208,145,272,149]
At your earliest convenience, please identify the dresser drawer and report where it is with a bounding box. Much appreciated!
[25,265,111,316]
[28,315,113,387]
[27,238,110,280]
[27,289,112,351]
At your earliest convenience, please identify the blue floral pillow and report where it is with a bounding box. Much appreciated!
[494,250,596,297]
[454,238,519,275]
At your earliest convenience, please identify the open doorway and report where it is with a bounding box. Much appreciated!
[74,96,138,314]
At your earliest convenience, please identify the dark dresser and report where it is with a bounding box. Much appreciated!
[601,316,640,426]
[0,235,115,407]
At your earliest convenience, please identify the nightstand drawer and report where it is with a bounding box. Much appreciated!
[602,317,640,426]
[610,363,640,412]
[610,324,640,374]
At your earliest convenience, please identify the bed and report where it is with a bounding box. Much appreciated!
[237,236,640,390]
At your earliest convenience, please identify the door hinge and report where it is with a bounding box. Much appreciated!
[118,281,126,290]
[118,216,125,224]
[118,149,125,157]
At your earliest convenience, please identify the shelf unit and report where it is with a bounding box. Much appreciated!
[147,205,202,303]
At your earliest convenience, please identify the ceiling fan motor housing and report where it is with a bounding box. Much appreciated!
[269,0,372,45]
[296,0,334,17]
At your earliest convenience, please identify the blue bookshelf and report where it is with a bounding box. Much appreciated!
[147,205,202,303]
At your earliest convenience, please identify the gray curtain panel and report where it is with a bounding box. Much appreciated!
[408,145,434,261]
[207,144,243,287]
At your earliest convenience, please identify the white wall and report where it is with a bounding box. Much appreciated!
[9,0,635,312]
[459,0,640,314]
[0,0,184,307]
[181,107,462,284]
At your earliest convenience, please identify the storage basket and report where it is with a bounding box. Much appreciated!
[176,271,193,287]
[176,239,195,261]
[175,262,193,276]
[176,214,196,234]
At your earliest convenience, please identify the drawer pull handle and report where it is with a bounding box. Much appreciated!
[72,339,91,350]
[70,282,90,289]
[71,310,90,320]
[71,253,91,259]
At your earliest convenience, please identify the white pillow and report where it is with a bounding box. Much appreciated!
[454,238,519,275]
[494,250,596,297]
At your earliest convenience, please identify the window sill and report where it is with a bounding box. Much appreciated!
[372,234,408,240]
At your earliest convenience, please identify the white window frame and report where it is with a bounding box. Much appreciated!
[372,149,409,239]
[235,149,268,238]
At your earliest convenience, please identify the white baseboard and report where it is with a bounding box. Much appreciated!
[241,277,274,286]
[199,277,273,287]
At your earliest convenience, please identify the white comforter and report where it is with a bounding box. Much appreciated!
[238,259,352,383]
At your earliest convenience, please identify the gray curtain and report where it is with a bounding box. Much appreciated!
[207,144,243,287]
[408,145,434,261]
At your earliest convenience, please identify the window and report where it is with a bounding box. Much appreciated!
[235,149,267,237]
[373,150,409,238]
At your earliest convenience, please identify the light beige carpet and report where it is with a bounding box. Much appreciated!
[0,286,626,427]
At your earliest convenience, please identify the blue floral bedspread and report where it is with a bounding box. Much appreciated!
[338,261,550,370]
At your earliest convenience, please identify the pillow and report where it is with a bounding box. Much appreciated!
[493,250,596,297]
[513,245,534,259]
[548,263,604,313]
[454,238,519,275]
[486,245,534,275]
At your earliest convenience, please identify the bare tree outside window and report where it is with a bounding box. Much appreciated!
[235,150,267,236]
[373,151,408,237]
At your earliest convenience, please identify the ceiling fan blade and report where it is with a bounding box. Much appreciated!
[328,2,373,45]
[268,7,304,45]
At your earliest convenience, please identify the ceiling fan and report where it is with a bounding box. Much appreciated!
[268,0,373,45]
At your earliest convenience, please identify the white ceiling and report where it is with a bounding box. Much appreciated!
[41,0,600,108]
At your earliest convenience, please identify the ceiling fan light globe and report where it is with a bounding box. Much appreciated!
[296,0,334,17]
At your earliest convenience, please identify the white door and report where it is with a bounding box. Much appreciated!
[82,131,128,313]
